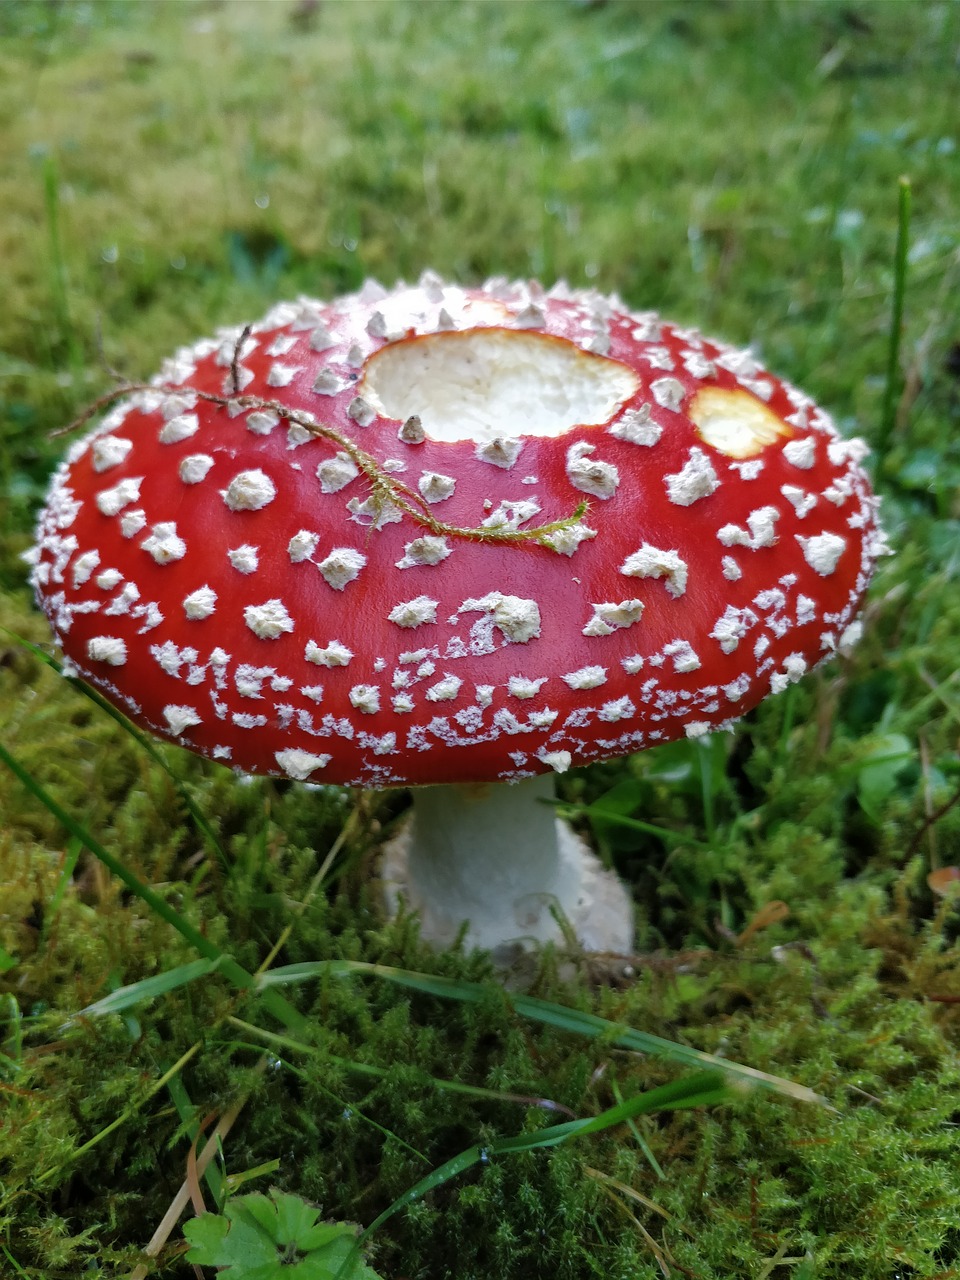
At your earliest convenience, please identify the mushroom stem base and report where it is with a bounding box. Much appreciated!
[380,775,634,957]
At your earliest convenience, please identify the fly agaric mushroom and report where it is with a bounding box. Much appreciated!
[28,276,888,954]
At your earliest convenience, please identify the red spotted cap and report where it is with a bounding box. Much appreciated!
[28,276,888,787]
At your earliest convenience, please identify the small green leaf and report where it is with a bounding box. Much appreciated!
[184,1190,383,1280]
[857,732,915,821]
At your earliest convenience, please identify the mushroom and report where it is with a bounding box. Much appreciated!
[27,276,888,955]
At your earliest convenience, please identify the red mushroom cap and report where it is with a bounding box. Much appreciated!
[29,277,888,787]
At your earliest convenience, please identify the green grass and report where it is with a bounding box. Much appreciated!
[2,1,960,1276]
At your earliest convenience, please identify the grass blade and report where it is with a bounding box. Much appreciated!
[3,628,228,871]
[78,959,223,1019]
[257,961,828,1106]
[0,740,307,1035]
[35,1042,203,1185]
[225,1016,576,1116]
[877,174,912,460]
[335,1071,730,1279]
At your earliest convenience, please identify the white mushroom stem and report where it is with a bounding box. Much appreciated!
[380,775,634,955]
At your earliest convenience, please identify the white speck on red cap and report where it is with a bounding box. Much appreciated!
[317,547,366,590]
[514,303,546,329]
[796,595,816,625]
[309,325,335,352]
[288,530,320,563]
[663,640,701,673]
[508,676,547,699]
[396,536,451,569]
[86,635,127,665]
[246,410,280,435]
[215,332,256,367]
[608,404,662,447]
[389,596,438,628]
[797,532,846,575]
[159,414,199,444]
[347,395,376,427]
[565,441,619,499]
[481,499,541,531]
[105,582,140,615]
[349,684,380,713]
[542,523,597,557]
[718,506,780,550]
[710,606,758,654]
[222,469,276,511]
[828,438,870,466]
[244,599,295,639]
[163,704,202,735]
[97,477,143,517]
[426,675,462,702]
[179,454,215,484]
[222,366,254,393]
[228,545,259,574]
[233,712,267,728]
[582,600,644,637]
[641,345,674,371]
[665,447,719,506]
[563,665,607,690]
[92,436,133,472]
[418,472,456,503]
[312,368,348,396]
[783,437,817,469]
[184,586,217,619]
[650,377,685,411]
[781,484,817,517]
[347,495,403,530]
[538,749,572,773]
[317,452,359,493]
[684,721,711,739]
[729,459,764,480]
[71,550,100,587]
[459,593,540,643]
[724,674,751,702]
[599,696,634,723]
[366,311,388,338]
[305,639,353,667]
[620,544,688,598]
[120,509,147,538]
[476,437,522,470]
[838,620,863,654]
[142,522,186,564]
[399,415,425,444]
[275,748,331,779]
[682,351,716,379]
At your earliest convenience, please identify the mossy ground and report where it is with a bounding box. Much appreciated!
[2,1,960,1276]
